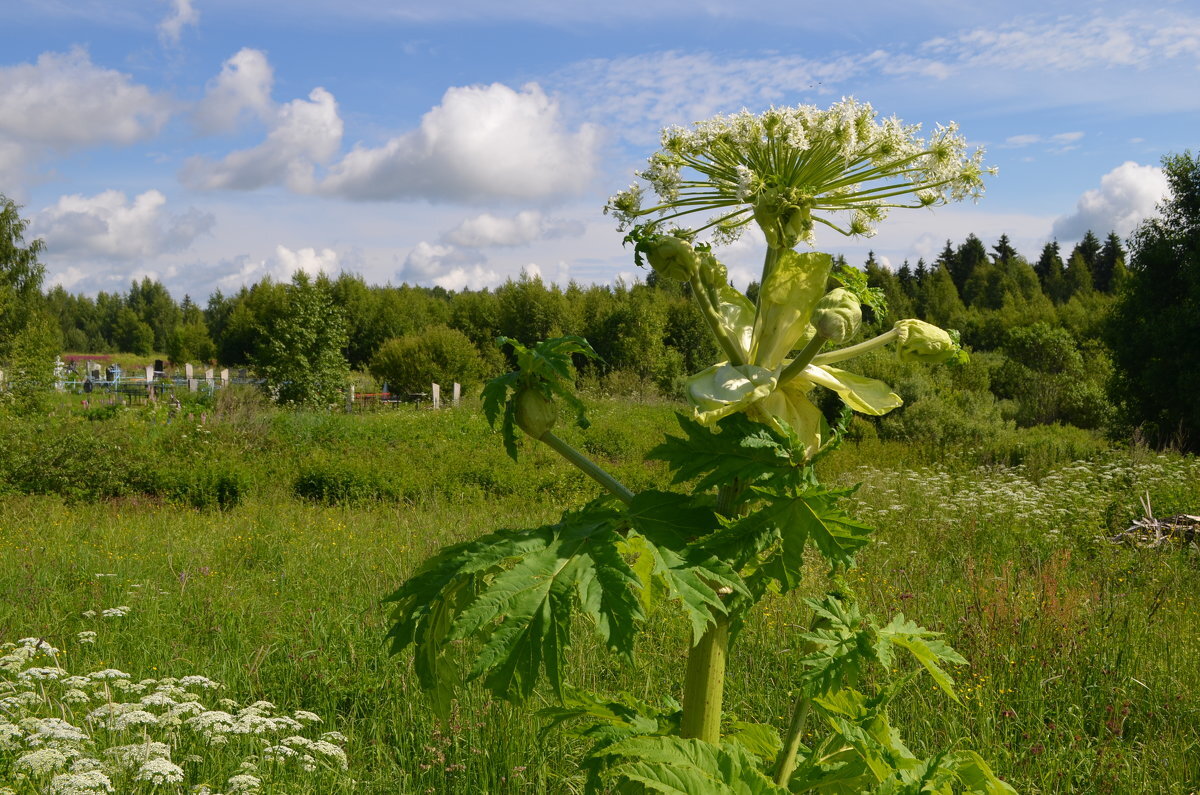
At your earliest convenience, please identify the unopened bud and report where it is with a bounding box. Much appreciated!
[894,319,960,364]
[642,235,697,281]
[812,288,862,343]
[514,387,557,439]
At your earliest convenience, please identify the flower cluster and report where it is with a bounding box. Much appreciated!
[606,98,992,248]
[0,634,350,794]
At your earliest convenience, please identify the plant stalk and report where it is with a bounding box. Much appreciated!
[777,334,827,386]
[811,327,899,366]
[679,613,730,743]
[680,481,743,743]
[772,692,811,785]
[538,431,635,505]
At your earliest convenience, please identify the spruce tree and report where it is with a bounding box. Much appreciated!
[1035,241,1068,302]
[1095,232,1126,293]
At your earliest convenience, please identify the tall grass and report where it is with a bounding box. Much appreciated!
[1,398,1197,792]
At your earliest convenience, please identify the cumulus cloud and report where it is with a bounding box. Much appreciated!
[397,241,501,290]
[33,189,214,259]
[1052,161,1169,241]
[442,210,584,247]
[158,0,199,46]
[213,244,341,291]
[193,48,275,134]
[181,87,343,191]
[320,83,598,201]
[0,48,171,149]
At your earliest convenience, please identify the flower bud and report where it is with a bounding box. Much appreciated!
[697,251,728,291]
[894,319,960,364]
[642,235,698,281]
[514,387,557,439]
[812,288,862,344]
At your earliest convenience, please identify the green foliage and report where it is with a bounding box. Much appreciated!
[384,502,642,711]
[0,194,46,355]
[2,312,60,415]
[482,335,600,459]
[254,273,350,409]
[992,323,1112,429]
[368,324,485,396]
[1106,151,1200,451]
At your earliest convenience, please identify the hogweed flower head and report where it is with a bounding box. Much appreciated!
[606,98,992,250]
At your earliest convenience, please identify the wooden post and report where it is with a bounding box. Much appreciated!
[185,363,194,380]
[220,368,230,387]
[431,382,441,410]
[452,382,461,407]
[346,385,355,413]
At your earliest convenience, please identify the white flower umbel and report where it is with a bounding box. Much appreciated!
[134,757,186,784]
[606,98,992,248]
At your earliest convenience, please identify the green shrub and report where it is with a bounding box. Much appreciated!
[293,461,397,505]
[369,325,484,396]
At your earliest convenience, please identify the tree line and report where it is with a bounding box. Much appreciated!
[2,151,1198,449]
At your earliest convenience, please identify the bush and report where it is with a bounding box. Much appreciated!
[292,461,397,505]
[369,325,484,396]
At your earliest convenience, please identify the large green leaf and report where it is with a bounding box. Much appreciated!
[647,413,802,494]
[708,485,872,591]
[627,491,749,641]
[384,503,643,708]
[596,736,787,795]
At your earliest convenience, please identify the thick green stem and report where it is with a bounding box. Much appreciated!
[680,482,742,743]
[690,279,746,366]
[773,691,811,785]
[680,613,730,743]
[777,334,827,386]
[811,327,899,366]
[538,431,635,505]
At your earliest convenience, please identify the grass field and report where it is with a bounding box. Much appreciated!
[1,396,1198,793]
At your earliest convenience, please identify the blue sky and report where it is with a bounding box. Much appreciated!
[3,0,1196,299]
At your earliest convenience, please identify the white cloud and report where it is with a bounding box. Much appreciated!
[214,244,341,291]
[158,0,199,46]
[1052,161,1169,241]
[921,11,1200,73]
[554,51,864,144]
[34,189,214,259]
[181,87,343,191]
[193,48,275,134]
[320,82,598,201]
[0,48,171,149]
[442,210,584,247]
[397,241,501,290]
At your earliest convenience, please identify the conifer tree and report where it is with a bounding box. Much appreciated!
[1095,232,1126,293]
[1035,241,1068,302]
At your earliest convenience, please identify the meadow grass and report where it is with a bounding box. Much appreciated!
[1,398,1198,792]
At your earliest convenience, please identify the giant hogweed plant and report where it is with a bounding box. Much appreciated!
[385,100,1014,793]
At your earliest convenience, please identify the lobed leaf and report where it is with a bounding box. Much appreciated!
[596,736,787,795]
[384,503,643,708]
[648,413,802,494]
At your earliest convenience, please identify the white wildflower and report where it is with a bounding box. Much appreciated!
[112,710,159,730]
[87,669,130,681]
[76,631,97,644]
[134,757,186,784]
[48,770,114,795]
[226,773,261,793]
[293,710,322,724]
[15,747,70,775]
[100,606,130,618]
